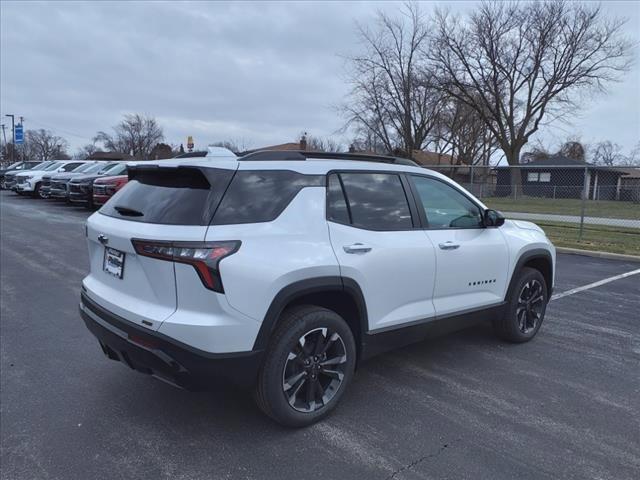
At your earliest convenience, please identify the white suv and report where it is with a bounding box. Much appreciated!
[15,160,87,196]
[79,151,555,426]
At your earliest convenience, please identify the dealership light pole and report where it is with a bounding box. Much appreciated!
[5,114,15,164]
[0,124,6,162]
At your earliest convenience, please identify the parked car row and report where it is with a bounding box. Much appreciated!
[1,147,234,207]
[1,159,130,208]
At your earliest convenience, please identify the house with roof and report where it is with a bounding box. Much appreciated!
[88,151,134,161]
[410,150,496,195]
[239,135,311,156]
[617,167,640,202]
[495,155,630,200]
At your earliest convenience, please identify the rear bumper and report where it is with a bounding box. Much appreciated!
[79,292,263,390]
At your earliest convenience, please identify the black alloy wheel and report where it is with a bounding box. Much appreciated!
[282,327,347,413]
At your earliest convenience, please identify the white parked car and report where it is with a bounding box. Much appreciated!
[15,160,88,197]
[79,150,555,427]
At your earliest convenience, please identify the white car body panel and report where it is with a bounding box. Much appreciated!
[84,214,208,330]
[328,221,437,331]
[206,187,341,324]
[424,228,510,316]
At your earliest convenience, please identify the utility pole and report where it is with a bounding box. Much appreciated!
[5,114,15,164]
[0,123,7,163]
[19,116,24,162]
[0,124,6,164]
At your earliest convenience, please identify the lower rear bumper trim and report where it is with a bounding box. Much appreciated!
[79,292,263,390]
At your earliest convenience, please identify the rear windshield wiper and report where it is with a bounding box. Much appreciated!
[114,205,144,217]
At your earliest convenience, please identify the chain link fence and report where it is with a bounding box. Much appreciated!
[425,164,640,256]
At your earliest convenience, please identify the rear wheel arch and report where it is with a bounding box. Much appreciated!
[254,277,367,359]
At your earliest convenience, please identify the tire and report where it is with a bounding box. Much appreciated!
[254,305,356,427]
[32,183,41,198]
[493,267,548,343]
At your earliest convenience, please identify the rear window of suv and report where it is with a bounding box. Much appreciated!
[100,167,234,225]
[100,167,324,226]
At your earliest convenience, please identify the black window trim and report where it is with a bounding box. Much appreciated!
[406,173,488,231]
[325,169,419,232]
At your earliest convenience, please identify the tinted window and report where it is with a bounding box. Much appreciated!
[73,163,96,173]
[102,163,127,176]
[101,167,234,225]
[61,162,84,172]
[339,173,412,230]
[33,161,52,170]
[84,163,110,174]
[411,176,483,228]
[212,170,323,225]
[44,162,63,171]
[326,174,350,224]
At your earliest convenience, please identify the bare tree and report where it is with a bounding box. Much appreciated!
[306,135,343,153]
[24,129,69,160]
[349,121,393,154]
[627,142,640,166]
[559,140,586,161]
[73,143,101,160]
[149,143,174,159]
[342,3,443,157]
[429,95,499,166]
[429,1,632,191]
[592,140,624,166]
[94,114,164,160]
[209,139,250,155]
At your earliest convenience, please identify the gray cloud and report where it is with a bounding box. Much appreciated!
[1,1,638,155]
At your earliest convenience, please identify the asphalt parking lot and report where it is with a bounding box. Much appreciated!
[1,190,639,480]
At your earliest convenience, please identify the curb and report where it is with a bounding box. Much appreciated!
[556,247,640,263]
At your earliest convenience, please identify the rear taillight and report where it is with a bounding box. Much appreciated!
[131,239,240,293]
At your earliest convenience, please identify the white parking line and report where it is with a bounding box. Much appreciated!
[551,268,640,301]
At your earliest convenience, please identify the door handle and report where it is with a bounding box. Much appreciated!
[343,243,372,254]
[438,241,460,250]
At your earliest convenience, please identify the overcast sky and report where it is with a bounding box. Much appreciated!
[1,1,639,157]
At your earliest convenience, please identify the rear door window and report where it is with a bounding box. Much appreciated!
[337,172,413,230]
[100,167,234,225]
[326,174,350,224]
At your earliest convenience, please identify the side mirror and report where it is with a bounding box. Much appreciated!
[484,209,505,228]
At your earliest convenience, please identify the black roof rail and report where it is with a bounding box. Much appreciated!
[238,150,418,166]
[173,151,208,158]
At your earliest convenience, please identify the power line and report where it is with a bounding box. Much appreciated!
[26,120,89,140]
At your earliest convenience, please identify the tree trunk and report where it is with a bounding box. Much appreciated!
[505,146,523,198]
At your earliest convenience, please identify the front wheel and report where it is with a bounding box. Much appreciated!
[254,305,356,427]
[493,267,548,343]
